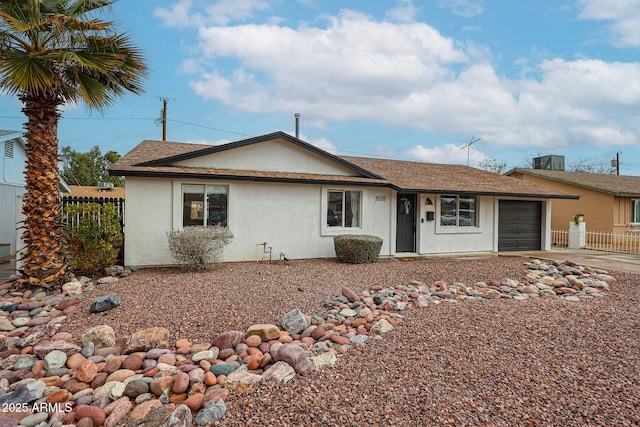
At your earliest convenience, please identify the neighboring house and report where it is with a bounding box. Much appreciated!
[61,184,126,200]
[506,168,640,233]
[61,184,126,226]
[109,131,577,267]
[1,131,27,259]
[1,130,72,264]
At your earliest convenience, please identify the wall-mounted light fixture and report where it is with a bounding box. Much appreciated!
[425,197,433,206]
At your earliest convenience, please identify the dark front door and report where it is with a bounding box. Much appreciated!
[396,193,417,252]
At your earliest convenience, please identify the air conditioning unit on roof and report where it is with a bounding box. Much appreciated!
[97,182,114,191]
[533,155,565,171]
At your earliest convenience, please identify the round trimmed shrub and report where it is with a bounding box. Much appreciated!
[333,234,383,264]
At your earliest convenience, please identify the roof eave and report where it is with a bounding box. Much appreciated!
[392,187,578,199]
[508,168,640,197]
[113,169,578,199]
[110,169,391,188]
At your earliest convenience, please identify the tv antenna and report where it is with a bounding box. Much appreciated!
[460,135,481,166]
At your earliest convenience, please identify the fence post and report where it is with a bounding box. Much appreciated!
[568,220,586,249]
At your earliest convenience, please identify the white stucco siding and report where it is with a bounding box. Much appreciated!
[218,182,393,261]
[123,178,175,266]
[360,188,394,255]
[176,139,356,176]
[418,195,496,254]
[124,177,393,266]
[225,182,325,261]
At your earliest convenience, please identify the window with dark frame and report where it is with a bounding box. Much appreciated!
[327,190,361,227]
[440,195,477,227]
[182,184,228,227]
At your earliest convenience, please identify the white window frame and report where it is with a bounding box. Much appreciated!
[435,194,482,235]
[439,194,478,227]
[321,187,364,235]
[632,199,640,224]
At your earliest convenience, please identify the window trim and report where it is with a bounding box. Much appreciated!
[181,183,229,227]
[632,199,640,224]
[435,194,481,234]
[321,187,364,235]
[439,194,478,228]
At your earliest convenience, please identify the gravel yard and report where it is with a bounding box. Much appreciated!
[60,255,640,426]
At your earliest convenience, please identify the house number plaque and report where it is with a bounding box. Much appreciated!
[374,195,387,201]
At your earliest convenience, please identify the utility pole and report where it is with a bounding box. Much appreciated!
[161,98,167,141]
[611,151,621,175]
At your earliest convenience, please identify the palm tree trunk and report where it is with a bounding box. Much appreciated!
[18,94,67,288]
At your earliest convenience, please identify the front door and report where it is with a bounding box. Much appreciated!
[396,193,416,252]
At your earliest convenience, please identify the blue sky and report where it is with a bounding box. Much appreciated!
[1,0,639,174]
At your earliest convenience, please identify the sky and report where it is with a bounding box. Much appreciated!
[1,0,640,175]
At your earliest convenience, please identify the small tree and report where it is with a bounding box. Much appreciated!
[60,145,124,187]
[478,157,508,174]
[167,226,233,271]
[64,203,123,277]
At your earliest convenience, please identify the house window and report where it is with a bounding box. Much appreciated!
[632,199,640,223]
[440,195,477,227]
[182,184,228,227]
[327,190,361,227]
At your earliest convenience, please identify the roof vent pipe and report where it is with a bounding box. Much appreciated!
[295,113,300,139]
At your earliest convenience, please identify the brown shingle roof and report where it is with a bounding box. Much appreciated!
[508,169,640,197]
[62,185,125,199]
[110,137,577,199]
[342,156,577,198]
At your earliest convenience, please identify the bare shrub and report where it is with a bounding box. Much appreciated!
[167,226,233,271]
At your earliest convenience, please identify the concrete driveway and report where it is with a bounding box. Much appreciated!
[506,248,640,274]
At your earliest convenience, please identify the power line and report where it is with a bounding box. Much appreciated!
[166,119,253,137]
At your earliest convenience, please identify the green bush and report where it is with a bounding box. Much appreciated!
[64,203,123,276]
[334,234,383,264]
[167,226,233,271]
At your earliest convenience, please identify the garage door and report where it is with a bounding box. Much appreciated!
[498,201,542,251]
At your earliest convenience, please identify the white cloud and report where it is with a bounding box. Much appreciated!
[202,0,270,26]
[438,0,485,18]
[406,143,487,165]
[154,0,270,27]
[153,0,198,27]
[190,10,469,117]
[175,7,640,153]
[386,0,420,23]
[577,0,640,47]
[374,146,397,157]
[293,132,337,153]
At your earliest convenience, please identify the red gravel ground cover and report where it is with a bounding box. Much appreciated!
[60,256,640,426]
